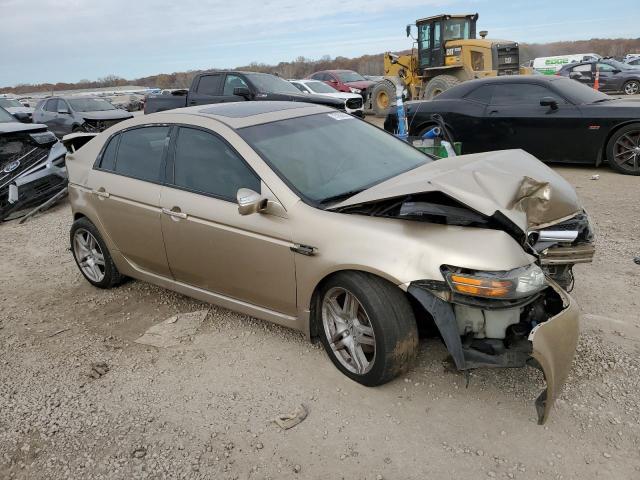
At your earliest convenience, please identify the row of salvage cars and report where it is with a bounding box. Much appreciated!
[60,101,596,424]
[0,97,133,221]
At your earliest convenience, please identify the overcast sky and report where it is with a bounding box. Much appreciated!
[1,0,638,87]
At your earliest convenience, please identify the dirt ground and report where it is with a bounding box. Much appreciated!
[1,146,640,479]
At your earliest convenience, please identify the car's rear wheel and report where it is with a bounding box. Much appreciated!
[623,80,640,96]
[70,217,125,288]
[606,123,640,175]
[317,271,418,386]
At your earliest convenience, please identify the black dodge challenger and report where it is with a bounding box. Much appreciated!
[385,76,640,175]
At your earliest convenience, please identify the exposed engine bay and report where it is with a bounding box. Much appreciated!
[333,191,595,289]
[0,128,67,221]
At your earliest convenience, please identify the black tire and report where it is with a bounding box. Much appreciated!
[70,217,125,288]
[422,75,460,100]
[316,271,418,386]
[371,80,397,117]
[606,123,640,175]
[622,80,640,96]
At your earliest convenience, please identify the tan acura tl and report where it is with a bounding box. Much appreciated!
[64,102,594,424]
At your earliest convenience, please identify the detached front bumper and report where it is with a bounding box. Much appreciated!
[528,285,579,424]
[408,282,579,424]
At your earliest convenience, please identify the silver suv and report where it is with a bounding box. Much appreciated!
[33,97,132,137]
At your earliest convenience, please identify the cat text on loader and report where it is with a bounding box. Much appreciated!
[370,13,525,116]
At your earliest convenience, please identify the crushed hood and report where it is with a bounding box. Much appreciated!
[330,149,582,231]
[80,110,133,121]
[0,122,48,134]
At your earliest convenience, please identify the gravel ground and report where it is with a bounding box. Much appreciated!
[1,155,640,479]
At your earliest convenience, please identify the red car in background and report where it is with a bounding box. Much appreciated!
[306,70,376,101]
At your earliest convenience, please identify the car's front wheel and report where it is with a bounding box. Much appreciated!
[70,217,125,288]
[317,271,418,386]
[606,123,640,175]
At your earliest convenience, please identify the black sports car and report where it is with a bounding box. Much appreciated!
[385,76,640,175]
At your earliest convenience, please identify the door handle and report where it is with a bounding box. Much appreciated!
[488,110,499,116]
[162,207,187,219]
[92,188,110,198]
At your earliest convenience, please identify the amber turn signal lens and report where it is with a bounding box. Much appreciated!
[449,274,513,298]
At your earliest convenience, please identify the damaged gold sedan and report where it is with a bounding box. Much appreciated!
[64,102,594,424]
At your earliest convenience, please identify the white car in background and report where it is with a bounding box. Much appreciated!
[289,80,364,117]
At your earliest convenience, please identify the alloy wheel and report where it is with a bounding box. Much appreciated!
[613,130,640,173]
[624,81,639,95]
[321,287,376,375]
[73,228,106,282]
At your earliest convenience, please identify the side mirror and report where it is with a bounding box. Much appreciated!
[569,72,582,80]
[406,24,412,37]
[233,86,251,98]
[237,188,267,215]
[540,97,558,110]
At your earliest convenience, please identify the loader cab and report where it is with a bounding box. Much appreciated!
[414,13,478,72]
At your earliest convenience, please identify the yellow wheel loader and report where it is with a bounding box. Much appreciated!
[370,13,529,117]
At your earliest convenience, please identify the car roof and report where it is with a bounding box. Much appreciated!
[434,75,572,99]
[315,70,354,74]
[147,101,332,129]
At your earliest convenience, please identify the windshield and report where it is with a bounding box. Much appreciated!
[306,81,338,94]
[0,106,17,122]
[443,18,471,40]
[553,78,610,104]
[67,98,116,112]
[244,74,301,94]
[239,113,430,204]
[336,71,366,83]
[0,98,23,109]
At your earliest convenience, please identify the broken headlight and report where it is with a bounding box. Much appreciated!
[444,264,546,300]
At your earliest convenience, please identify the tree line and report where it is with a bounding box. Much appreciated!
[2,37,639,95]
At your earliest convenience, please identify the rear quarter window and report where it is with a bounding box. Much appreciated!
[99,135,120,171]
[464,85,494,103]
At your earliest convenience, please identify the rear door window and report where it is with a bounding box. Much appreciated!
[114,126,170,182]
[171,127,260,200]
[196,74,223,96]
[572,64,592,73]
[490,84,565,105]
[44,99,58,112]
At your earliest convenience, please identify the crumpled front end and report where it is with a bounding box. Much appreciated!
[408,278,579,424]
[1,131,67,221]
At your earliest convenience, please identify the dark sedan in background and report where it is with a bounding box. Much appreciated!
[557,59,640,95]
[33,96,132,137]
[385,76,640,175]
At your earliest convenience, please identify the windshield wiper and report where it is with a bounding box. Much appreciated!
[318,189,364,206]
[592,98,613,103]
